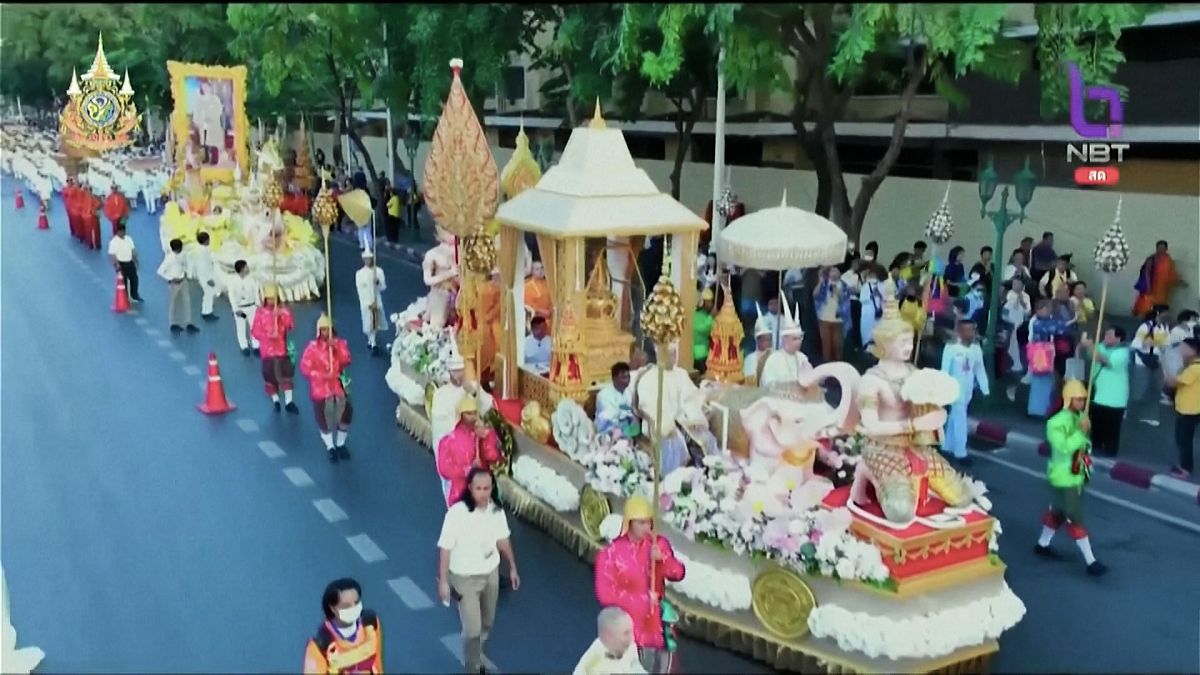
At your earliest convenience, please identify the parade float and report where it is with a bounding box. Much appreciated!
[386,59,1024,674]
[155,61,326,301]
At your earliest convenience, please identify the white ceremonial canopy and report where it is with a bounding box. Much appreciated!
[717,190,848,270]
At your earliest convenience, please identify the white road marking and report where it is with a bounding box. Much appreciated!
[167,351,186,361]
[971,451,1200,534]
[387,577,434,610]
[439,633,499,672]
[182,365,201,376]
[313,498,348,523]
[236,418,259,433]
[145,328,161,337]
[155,338,172,348]
[134,317,149,326]
[258,440,285,458]
[283,467,314,488]
[346,534,388,563]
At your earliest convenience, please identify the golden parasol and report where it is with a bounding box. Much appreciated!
[337,189,373,226]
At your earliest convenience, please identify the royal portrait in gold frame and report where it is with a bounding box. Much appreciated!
[167,61,249,184]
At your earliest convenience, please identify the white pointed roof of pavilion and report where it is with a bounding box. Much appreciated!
[82,33,117,81]
[66,69,82,96]
[495,101,707,239]
[119,70,134,96]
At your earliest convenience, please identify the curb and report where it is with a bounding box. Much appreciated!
[968,417,1200,505]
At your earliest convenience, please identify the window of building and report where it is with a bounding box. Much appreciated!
[502,66,527,102]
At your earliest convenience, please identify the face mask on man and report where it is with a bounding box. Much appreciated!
[337,602,363,625]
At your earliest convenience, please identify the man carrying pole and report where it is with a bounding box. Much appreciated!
[355,249,387,355]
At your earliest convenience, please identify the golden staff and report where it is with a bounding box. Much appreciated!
[1085,196,1128,417]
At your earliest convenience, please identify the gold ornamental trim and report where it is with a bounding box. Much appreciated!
[851,515,995,552]
[751,566,817,640]
[579,485,611,541]
[166,61,250,185]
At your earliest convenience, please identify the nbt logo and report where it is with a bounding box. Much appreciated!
[1064,63,1127,186]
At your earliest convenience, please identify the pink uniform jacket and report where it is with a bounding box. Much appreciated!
[250,307,294,358]
[299,338,352,400]
[436,424,501,506]
[594,534,686,650]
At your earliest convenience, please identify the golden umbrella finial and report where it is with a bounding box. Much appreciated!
[590,98,606,130]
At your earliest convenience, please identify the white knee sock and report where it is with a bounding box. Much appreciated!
[1075,536,1097,564]
[337,430,349,446]
[271,393,280,403]
[1037,526,1056,547]
[320,432,335,450]
[284,389,294,405]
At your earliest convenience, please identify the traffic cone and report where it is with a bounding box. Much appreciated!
[37,203,49,230]
[14,189,24,209]
[112,272,131,313]
[197,352,236,415]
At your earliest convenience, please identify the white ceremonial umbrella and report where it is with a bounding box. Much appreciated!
[716,189,847,271]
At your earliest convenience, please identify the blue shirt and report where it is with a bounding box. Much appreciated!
[523,335,552,373]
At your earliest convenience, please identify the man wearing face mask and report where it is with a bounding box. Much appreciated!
[304,577,383,673]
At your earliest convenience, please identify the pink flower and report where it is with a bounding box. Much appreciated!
[763,518,791,547]
[660,493,674,511]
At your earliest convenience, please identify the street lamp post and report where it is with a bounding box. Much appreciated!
[979,154,1037,394]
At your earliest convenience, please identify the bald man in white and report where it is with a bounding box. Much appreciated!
[572,607,646,675]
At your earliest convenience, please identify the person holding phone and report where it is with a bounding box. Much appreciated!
[437,468,520,675]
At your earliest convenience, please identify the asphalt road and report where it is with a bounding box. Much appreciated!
[2,173,1198,673]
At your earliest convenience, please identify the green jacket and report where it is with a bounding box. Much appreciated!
[1046,408,1089,488]
[692,310,714,362]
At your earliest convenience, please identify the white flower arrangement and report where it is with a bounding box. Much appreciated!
[807,582,1027,660]
[659,453,891,585]
[511,455,581,512]
[584,437,655,499]
[989,519,1002,554]
[393,321,454,384]
[551,399,595,464]
[900,368,961,407]
[666,550,753,612]
[598,513,624,542]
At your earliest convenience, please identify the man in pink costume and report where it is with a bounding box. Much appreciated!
[249,284,299,414]
[300,314,354,463]
[436,396,501,507]
[594,495,686,674]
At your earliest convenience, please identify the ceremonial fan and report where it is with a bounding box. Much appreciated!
[337,189,381,334]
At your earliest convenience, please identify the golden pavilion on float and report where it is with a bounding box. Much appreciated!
[59,34,141,155]
[494,102,708,412]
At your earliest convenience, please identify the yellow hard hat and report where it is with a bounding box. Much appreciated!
[262,283,279,300]
[316,314,334,332]
[621,494,654,534]
[1062,379,1087,401]
[456,395,479,415]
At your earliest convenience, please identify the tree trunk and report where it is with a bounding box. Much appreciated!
[331,112,345,168]
[563,62,580,128]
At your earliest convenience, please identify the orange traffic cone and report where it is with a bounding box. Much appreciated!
[37,203,49,230]
[197,352,236,415]
[112,272,131,313]
[14,189,24,209]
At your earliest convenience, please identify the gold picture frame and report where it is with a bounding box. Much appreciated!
[166,61,249,184]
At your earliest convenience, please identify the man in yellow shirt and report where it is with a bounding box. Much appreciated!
[385,185,402,242]
[1166,337,1200,480]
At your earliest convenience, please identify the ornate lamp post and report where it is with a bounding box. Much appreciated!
[979,154,1037,393]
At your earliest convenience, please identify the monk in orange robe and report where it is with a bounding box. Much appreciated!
[104,186,131,236]
[480,269,502,379]
[82,189,103,250]
[524,260,553,334]
[1133,240,1186,317]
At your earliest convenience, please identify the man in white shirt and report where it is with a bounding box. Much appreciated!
[106,224,143,303]
[191,231,219,320]
[573,607,646,675]
[941,318,990,466]
[157,238,196,334]
[743,305,773,383]
[596,362,638,440]
[759,296,814,398]
[524,316,552,375]
[228,259,260,355]
[355,250,388,355]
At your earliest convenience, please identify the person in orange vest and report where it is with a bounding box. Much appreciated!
[303,577,383,674]
[300,314,353,462]
[104,185,131,236]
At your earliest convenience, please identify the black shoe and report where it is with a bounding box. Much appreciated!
[253,348,261,357]
[202,314,218,322]
[285,402,300,414]
[1087,561,1108,576]
[369,344,379,356]
[170,325,183,334]
[337,445,351,460]
[273,400,281,412]
[242,348,252,356]
[131,296,144,303]
[186,324,199,333]
[1034,544,1064,560]
[328,448,340,464]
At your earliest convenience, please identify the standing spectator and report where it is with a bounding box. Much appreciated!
[1003,279,1033,375]
[944,246,966,297]
[1018,236,1035,266]
[887,256,910,297]
[1080,327,1131,457]
[106,224,142,303]
[814,266,851,363]
[692,288,715,373]
[1131,305,1172,409]
[910,241,929,279]
[437,467,520,675]
[303,578,383,673]
[1164,310,1200,380]
[858,265,885,353]
[1070,282,1096,336]
[1027,300,1067,417]
[406,180,422,233]
[1040,254,1078,299]
[1133,240,1187,317]
[970,246,994,299]
[1003,249,1033,289]
[1030,232,1057,297]
[862,240,879,264]
[844,260,864,352]
[383,183,401,245]
[1165,338,1200,480]
[573,607,645,675]
[899,285,926,337]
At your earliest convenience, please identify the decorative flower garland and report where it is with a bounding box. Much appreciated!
[393,320,454,384]
[484,408,517,477]
[551,399,594,464]
[807,583,1027,660]
[666,550,753,612]
[585,437,655,499]
[511,455,580,512]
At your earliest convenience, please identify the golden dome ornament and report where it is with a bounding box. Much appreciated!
[262,177,283,210]
[462,232,497,275]
[641,273,685,346]
[312,186,338,229]
[500,119,542,200]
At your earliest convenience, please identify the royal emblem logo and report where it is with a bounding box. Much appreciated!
[59,34,141,153]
